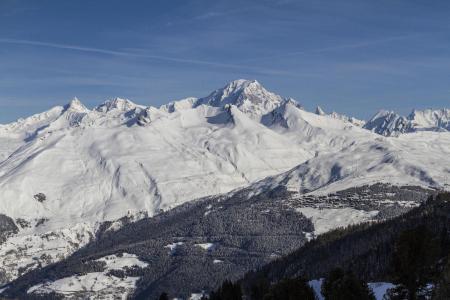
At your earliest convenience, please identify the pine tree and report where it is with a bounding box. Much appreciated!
[321,268,375,300]
[209,280,242,300]
[433,256,450,300]
[391,226,440,299]
[249,277,270,300]
[264,277,316,300]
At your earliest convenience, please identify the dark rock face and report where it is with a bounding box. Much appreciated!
[33,193,46,203]
[0,214,18,244]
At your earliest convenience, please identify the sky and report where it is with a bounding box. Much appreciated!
[1,0,450,123]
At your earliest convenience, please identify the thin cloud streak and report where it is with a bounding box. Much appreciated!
[0,38,294,76]
[242,34,423,62]
[193,7,251,20]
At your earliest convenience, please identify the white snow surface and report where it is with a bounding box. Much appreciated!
[314,106,365,127]
[195,243,216,251]
[28,273,140,299]
[297,207,379,235]
[248,130,450,197]
[369,282,396,300]
[96,253,148,270]
[308,279,324,300]
[26,253,147,298]
[0,90,312,233]
[0,222,95,283]
[189,293,207,300]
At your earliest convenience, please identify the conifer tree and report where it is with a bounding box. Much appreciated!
[322,268,375,300]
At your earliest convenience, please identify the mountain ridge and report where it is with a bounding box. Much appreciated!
[364,108,450,136]
[0,79,449,292]
[2,79,449,136]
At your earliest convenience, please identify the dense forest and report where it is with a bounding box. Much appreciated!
[199,193,450,300]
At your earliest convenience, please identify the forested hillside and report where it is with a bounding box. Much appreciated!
[226,193,450,299]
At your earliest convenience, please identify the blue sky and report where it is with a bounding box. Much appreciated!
[1,0,450,123]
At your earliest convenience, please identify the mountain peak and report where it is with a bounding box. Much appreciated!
[364,108,450,136]
[64,98,89,113]
[364,110,410,136]
[159,97,197,113]
[195,79,285,119]
[370,109,396,120]
[200,79,267,105]
[224,79,261,90]
[95,97,139,113]
[315,106,326,116]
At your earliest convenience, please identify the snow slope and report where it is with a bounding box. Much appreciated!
[314,106,366,127]
[0,81,316,233]
[27,253,148,299]
[0,105,64,162]
[248,130,450,197]
[0,107,310,229]
[296,207,379,235]
[409,108,450,131]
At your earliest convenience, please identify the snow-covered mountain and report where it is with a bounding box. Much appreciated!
[364,108,450,136]
[314,106,366,127]
[247,131,450,198]
[0,89,316,223]
[159,79,301,121]
[409,108,450,131]
[194,79,291,120]
[0,79,449,288]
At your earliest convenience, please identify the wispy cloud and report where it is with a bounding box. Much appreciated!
[194,11,225,20]
[0,38,297,76]
[242,34,423,62]
[193,8,249,20]
[0,38,132,56]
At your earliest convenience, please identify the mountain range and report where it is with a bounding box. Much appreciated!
[363,108,450,136]
[0,79,449,298]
